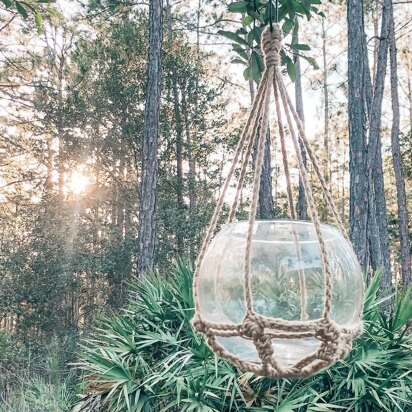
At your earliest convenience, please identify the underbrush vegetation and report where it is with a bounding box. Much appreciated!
[0,338,77,412]
[75,261,412,412]
[0,375,76,412]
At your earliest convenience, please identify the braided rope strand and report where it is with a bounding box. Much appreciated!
[244,68,273,313]
[192,68,273,313]
[274,69,333,319]
[279,79,348,239]
[273,75,308,321]
[273,79,296,220]
[228,71,270,223]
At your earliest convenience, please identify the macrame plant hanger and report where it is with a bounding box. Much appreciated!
[191,5,363,379]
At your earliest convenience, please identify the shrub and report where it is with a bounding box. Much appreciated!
[0,337,78,412]
[0,374,77,412]
[75,261,412,411]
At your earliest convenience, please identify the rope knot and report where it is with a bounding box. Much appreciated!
[261,24,282,68]
[241,314,264,339]
[191,316,207,334]
[316,320,340,342]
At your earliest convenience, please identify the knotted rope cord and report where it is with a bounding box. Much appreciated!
[228,71,270,223]
[192,68,271,315]
[191,24,362,378]
[273,82,296,220]
[244,66,273,314]
[274,70,332,318]
[277,76,348,239]
[273,76,308,320]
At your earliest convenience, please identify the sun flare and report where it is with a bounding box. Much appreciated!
[69,169,89,195]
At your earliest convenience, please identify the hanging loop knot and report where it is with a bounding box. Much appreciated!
[241,314,264,339]
[191,316,207,334]
[261,24,282,68]
[316,320,340,342]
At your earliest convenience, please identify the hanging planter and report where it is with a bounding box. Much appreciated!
[191,24,363,379]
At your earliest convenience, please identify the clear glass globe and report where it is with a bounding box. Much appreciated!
[197,220,363,367]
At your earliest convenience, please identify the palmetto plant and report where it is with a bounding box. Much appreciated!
[75,261,412,411]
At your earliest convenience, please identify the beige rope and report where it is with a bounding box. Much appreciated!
[273,76,308,321]
[274,69,333,319]
[244,66,273,314]
[279,80,348,239]
[273,79,296,220]
[191,24,362,379]
[228,71,270,223]
[192,65,273,314]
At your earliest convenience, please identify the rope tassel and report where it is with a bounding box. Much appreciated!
[191,24,363,379]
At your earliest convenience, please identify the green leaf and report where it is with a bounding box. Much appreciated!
[290,43,311,51]
[217,30,248,46]
[227,1,248,13]
[243,66,251,81]
[242,15,254,26]
[45,7,64,20]
[15,1,28,19]
[34,11,43,33]
[251,26,263,44]
[247,30,254,46]
[278,5,289,22]
[250,50,263,83]
[282,19,294,35]
[286,0,296,21]
[286,56,296,82]
[232,44,248,60]
[231,57,247,66]
[302,55,320,70]
[1,0,12,8]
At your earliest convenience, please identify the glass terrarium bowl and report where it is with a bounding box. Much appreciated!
[197,220,364,367]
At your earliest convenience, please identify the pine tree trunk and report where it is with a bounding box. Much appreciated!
[389,7,411,288]
[322,18,330,185]
[362,18,375,281]
[366,0,391,293]
[347,0,369,272]
[173,79,185,254]
[56,53,65,204]
[367,177,383,274]
[167,0,185,254]
[137,0,163,273]
[407,56,412,129]
[249,78,275,220]
[259,129,276,219]
[293,29,307,220]
[182,89,197,264]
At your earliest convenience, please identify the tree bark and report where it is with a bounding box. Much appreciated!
[407,54,412,130]
[389,6,411,288]
[321,18,330,185]
[259,129,276,219]
[366,0,392,293]
[293,29,308,220]
[137,0,163,273]
[173,79,185,254]
[347,0,369,272]
[167,0,185,254]
[249,77,275,220]
[182,88,197,264]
